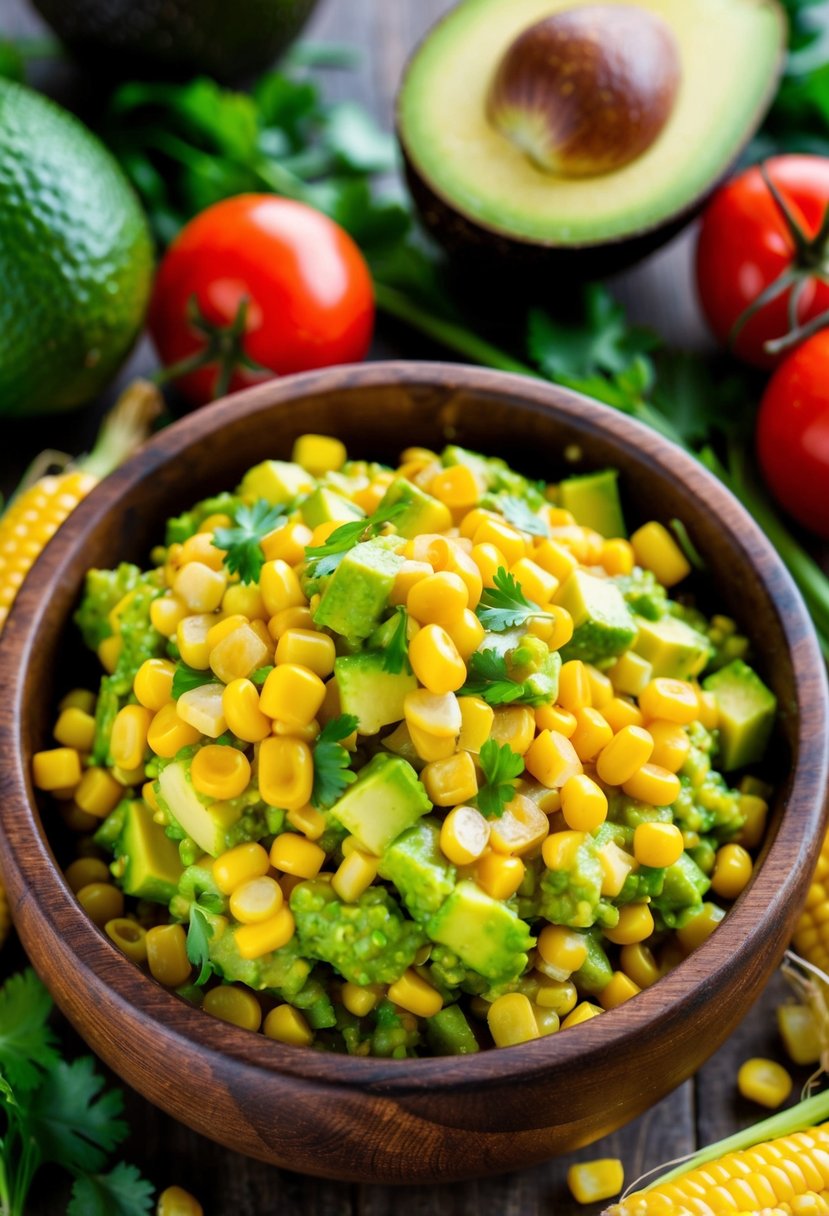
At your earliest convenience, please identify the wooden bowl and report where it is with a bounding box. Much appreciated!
[0,363,827,1184]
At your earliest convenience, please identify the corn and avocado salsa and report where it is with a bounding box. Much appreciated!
[33,436,777,1056]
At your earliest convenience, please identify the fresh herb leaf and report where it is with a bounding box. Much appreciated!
[324,101,397,174]
[304,500,406,577]
[460,650,530,706]
[68,1163,155,1216]
[497,495,549,538]
[186,905,217,987]
[24,1056,128,1174]
[476,568,550,633]
[0,969,59,1095]
[251,664,274,687]
[669,518,707,573]
[311,714,359,808]
[213,499,287,584]
[527,286,658,381]
[171,663,215,698]
[476,739,525,818]
[381,607,410,674]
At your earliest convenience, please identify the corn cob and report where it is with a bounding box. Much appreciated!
[604,1092,829,1215]
[793,831,829,975]
[0,380,160,635]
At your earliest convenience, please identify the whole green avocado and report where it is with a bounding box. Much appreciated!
[0,80,153,415]
[33,0,318,82]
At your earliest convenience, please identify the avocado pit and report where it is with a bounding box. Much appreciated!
[487,5,681,178]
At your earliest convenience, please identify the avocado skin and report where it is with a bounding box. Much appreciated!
[33,0,319,82]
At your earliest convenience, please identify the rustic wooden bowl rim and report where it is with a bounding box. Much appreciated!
[2,360,827,1095]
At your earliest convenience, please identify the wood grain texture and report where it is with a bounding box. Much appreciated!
[0,363,827,1186]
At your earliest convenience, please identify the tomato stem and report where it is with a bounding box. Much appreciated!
[155,295,270,401]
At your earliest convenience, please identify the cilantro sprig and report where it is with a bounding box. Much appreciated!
[0,969,156,1216]
[311,714,359,808]
[476,568,553,633]
[171,662,214,698]
[304,500,407,578]
[380,607,410,674]
[476,740,524,818]
[212,499,287,584]
[186,904,218,987]
[495,495,549,538]
[460,649,545,706]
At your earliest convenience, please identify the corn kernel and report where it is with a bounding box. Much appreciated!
[110,705,152,772]
[270,832,325,879]
[475,851,525,899]
[608,651,653,698]
[676,901,725,952]
[460,507,497,540]
[229,875,283,924]
[208,622,269,685]
[191,745,251,800]
[203,984,262,1031]
[65,856,110,892]
[622,763,681,807]
[214,842,270,894]
[292,433,346,475]
[235,906,296,959]
[489,705,536,755]
[258,737,314,812]
[558,660,592,712]
[173,561,226,614]
[150,594,187,638]
[510,557,558,606]
[263,1002,313,1046]
[735,793,768,849]
[600,970,641,1010]
[633,821,684,868]
[143,923,192,989]
[542,830,586,872]
[131,658,175,712]
[176,683,227,738]
[569,707,613,762]
[286,804,326,840]
[440,805,490,865]
[598,841,636,898]
[53,706,96,752]
[275,629,336,678]
[604,903,654,946]
[737,1057,793,1109]
[220,584,267,623]
[341,982,383,1018]
[489,794,550,856]
[458,696,494,753]
[331,849,378,902]
[176,613,213,670]
[408,722,456,762]
[404,689,461,738]
[534,539,578,582]
[74,767,124,818]
[408,624,466,695]
[696,687,720,730]
[600,537,635,576]
[267,605,314,641]
[639,677,699,725]
[647,720,691,773]
[97,634,123,673]
[390,560,433,606]
[260,559,306,617]
[535,979,578,1016]
[487,992,539,1046]
[600,697,644,733]
[388,969,443,1018]
[596,725,654,786]
[537,925,588,977]
[260,663,326,728]
[59,688,96,714]
[561,1001,603,1029]
[560,774,608,832]
[428,463,481,510]
[711,842,753,900]
[156,1186,203,1216]
[32,747,82,791]
[77,882,124,927]
[471,542,507,588]
[421,751,478,806]
[472,519,526,566]
[631,521,691,587]
[534,704,577,738]
[525,730,582,789]
[777,1005,822,1066]
[567,1159,624,1205]
[147,702,202,757]
[443,608,486,660]
[220,678,270,743]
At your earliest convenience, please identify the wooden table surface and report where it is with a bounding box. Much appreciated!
[0,1,814,1212]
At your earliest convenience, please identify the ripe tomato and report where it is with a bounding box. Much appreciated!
[696,156,829,370]
[756,331,829,539]
[149,195,374,406]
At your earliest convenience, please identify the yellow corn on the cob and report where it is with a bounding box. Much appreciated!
[0,380,160,635]
[793,831,829,975]
[0,876,10,949]
[604,1122,829,1215]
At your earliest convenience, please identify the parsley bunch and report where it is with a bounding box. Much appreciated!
[0,970,155,1216]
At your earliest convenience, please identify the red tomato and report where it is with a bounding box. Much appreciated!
[696,156,829,370]
[756,331,829,539]
[149,195,374,406]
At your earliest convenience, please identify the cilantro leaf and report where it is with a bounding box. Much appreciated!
[460,650,529,705]
[527,285,658,381]
[304,500,406,578]
[497,495,549,538]
[311,714,359,808]
[186,905,217,987]
[171,663,215,698]
[213,499,287,584]
[477,739,524,818]
[381,607,410,674]
[24,1056,128,1174]
[68,1163,155,1216]
[251,664,274,687]
[0,970,60,1095]
[476,568,549,633]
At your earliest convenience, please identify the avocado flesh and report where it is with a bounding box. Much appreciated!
[398,0,783,246]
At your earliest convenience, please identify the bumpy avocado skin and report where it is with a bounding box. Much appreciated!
[0,81,153,415]
[33,0,318,81]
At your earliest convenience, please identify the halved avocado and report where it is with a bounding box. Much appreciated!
[397,0,785,275]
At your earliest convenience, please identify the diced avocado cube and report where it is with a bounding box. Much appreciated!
[377,477,452,538]
[573,933,613,996]
[558,469,626,539]
[157,760,241,858]
[703,659,777,771]
[329,753,431,855]
[313,538,405,642]
[426,1005,479,1055]
[657,852,711,914]
[335,652,417,736]
[207,914,313,995]
[426,880,535,984]
[556,569,637,664]
[301,486,364,528]
[117,800,183,904]
[635,615,712,680]
[240,460,315,504]
[377,818,456,923]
